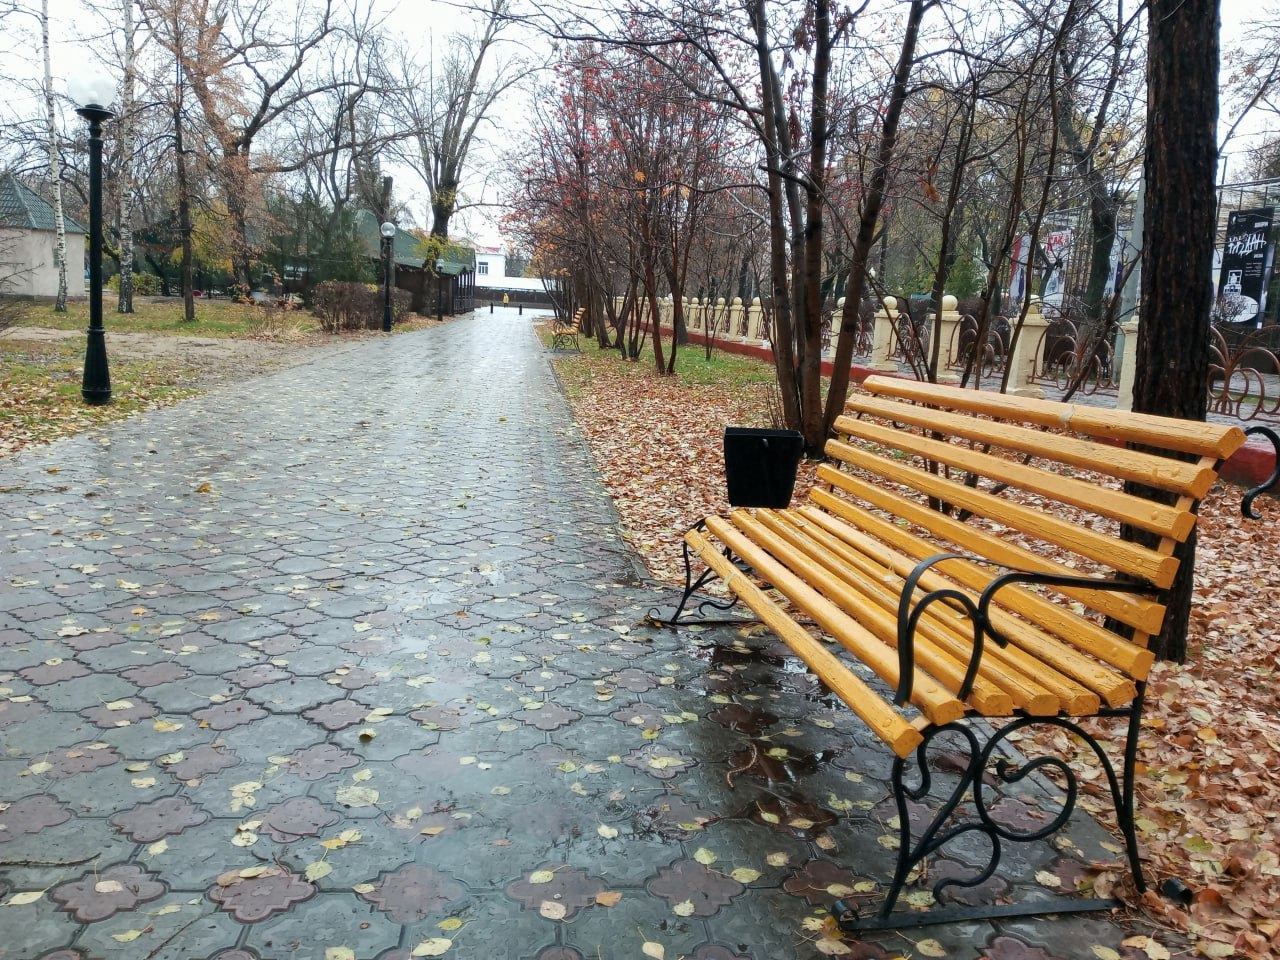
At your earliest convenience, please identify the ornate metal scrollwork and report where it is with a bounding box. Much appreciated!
[837,706,1145,931]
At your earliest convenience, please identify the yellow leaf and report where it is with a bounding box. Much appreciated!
[153,903,182,916]
[642,942,665,959]
[26,761,52,776]
[420,826,446,837]
[672,900,696,917]
[1121,937,1169,960]
[352,768,373,782]
[111,929,147,943]
[335,785,379,807]
[826,883,856,897]
[917,938,948,957]
[1035,870,1062,889]
[305,861,333,882]
[731,868,761,883]
[766,852,789,867]
[4,890,44,906]
[528,870,555,884]
[153,720,183,733]
[338,828,362,843]
[147,840,168,856]
[438,918,464,931]
[325,949,356,960]
[411,938,453,957]
[595,891,623,907]
[1090,948,1120,960]
[539,900,567,920]
[352,883,376,894]
[597,824,619,839]
[131,777,157,789]
[693,847,717,865]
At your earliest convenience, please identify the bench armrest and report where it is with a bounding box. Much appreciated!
[894,553,1156,708]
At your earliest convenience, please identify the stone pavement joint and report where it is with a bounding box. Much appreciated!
[0,310,1178,959]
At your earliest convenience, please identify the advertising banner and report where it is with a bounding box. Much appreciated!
[1217,207,1275,326]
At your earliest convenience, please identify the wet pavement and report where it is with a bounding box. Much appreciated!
[1,310,1175,959]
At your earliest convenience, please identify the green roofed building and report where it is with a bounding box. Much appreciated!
[355,210,475,316]
[0,174,87,298]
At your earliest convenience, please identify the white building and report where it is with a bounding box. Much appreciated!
[0,174,86,298]
[473,243,545,294]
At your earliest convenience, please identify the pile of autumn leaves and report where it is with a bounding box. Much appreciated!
[554,347,1280,959]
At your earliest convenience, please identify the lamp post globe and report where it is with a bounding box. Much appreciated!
[435,257,445,324]
[69,69,117,405]
[380,221,395,333]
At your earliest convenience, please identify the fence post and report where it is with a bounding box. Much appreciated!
[871,297,899,372]
[747,297,764,342]
[1007,301,1049,398]
[1115,315,1140,411]
[936,295,962,383]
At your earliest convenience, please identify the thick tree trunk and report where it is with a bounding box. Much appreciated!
[431,180,457,238]
[1132,0,1218,661]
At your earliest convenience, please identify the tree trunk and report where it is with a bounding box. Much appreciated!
[824,0,927,431]
[1132,0,1218,661]
[431,180,457,238]
[174,88,196,322]
[117,0,137,314]
[42,0,70,313]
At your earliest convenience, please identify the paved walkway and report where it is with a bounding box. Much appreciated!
[1,310,1171,959]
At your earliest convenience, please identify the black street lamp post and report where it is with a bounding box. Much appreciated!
[70,73,116,405]
[380,221,395,332]
[435,257,445,323]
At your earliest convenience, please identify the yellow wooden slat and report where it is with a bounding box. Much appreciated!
[755,510,1088,715]
[703,516,966,727]
[794,504,1146,703]
[768,509,1108,713]
[840,395,1216,498]
[832,414,1194,540]
[810,474,1167,640]
[861,375,1246,460]
[685,529,924,757]
[823,441,1181,588]
[741,510,1025,715]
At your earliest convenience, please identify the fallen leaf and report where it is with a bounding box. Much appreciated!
[305,861,333,882]
[731,868,761,883]
[4,891,44,906]
[597,824,619,839]
[672,899,696,917]
[916,938,948,957]
[111,929,147,943]
[411,938,453,957]
[528,869,556,884]
[596,891,623,907]
[693,847,717,865]
[539,900,567,920]
[642,942,665,959]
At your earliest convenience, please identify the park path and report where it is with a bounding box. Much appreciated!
[0,309,1168,959]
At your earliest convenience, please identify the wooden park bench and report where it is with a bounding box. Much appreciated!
[666,375,1278,930]
[550,307,584,352]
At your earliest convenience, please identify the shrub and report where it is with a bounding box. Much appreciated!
[106,272,164,296]
[311,281,413,333]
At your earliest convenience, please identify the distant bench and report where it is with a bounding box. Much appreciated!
[669,376,1275,930]
[550,307,584,352]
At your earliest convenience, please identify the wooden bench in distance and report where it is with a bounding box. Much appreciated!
[666,375,1274,930]
[550,307,584,352]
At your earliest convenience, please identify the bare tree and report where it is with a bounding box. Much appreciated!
[388,0,531,239]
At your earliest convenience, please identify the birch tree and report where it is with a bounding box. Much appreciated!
[41,0,71,312]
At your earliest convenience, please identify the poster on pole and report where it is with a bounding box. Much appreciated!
[1217,208,1274,326]
[1040,229,1073,314]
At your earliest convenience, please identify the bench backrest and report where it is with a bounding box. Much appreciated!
[823,376,1245,661]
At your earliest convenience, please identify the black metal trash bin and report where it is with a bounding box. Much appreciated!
[723,427,804,508]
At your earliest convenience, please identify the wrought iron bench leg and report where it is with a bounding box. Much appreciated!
[836,697,1148,930]
[646,522,762,627]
